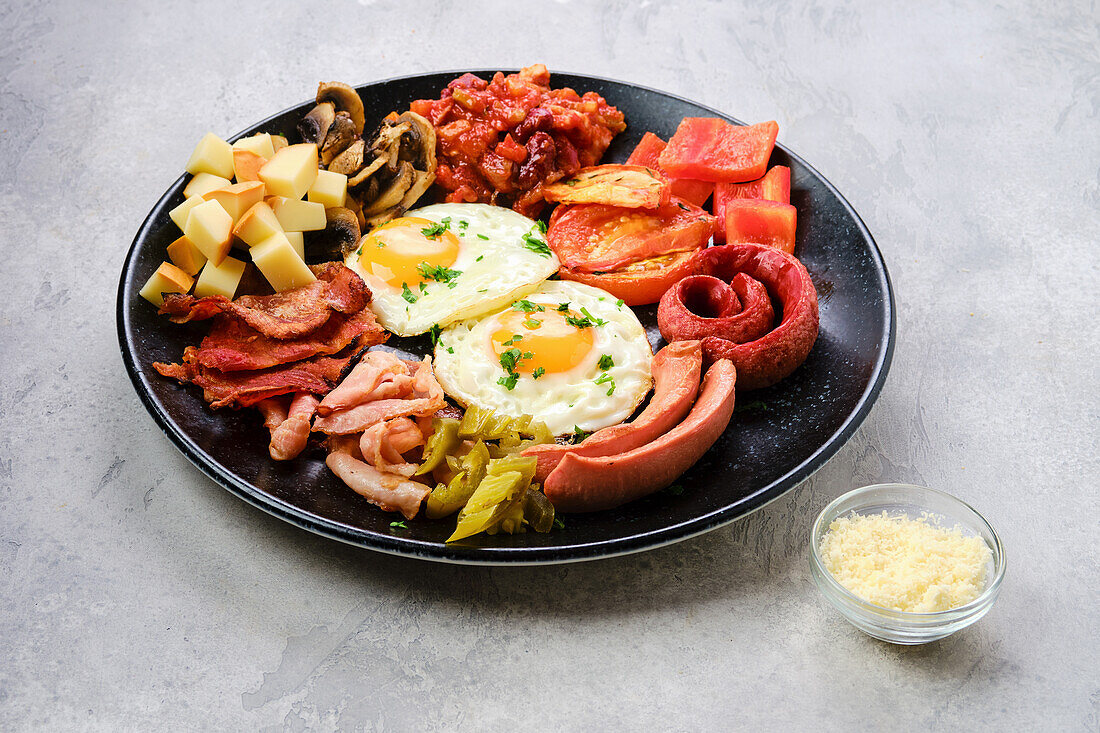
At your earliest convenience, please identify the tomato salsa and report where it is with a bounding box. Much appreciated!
[410,65,626,218]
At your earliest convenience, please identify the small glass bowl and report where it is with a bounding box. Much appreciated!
[809,483,1005,645]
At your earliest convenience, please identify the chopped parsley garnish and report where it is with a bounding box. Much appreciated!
[572,426,591,442]
[564,314,594,329]
[532,366,545,379]
[597,354,614,370]
[521,227,552,257]
[615,299,624,309]
[400,282,417,303]
[557,302,570,312]
[499,348,522,372]
[536,220,548,234]
[502,334,524,346]
[377,241,386,248]
[523,317,541,329]
[417,261,462,284]
[553,517,566,529]
[497,373,519,390]
[477,234,489,241]
[355,247,362,255]
[522,351,534,359]
[447,346,454,354]
[428,324,442,345]
[594,372,616,395]
[420,219,451,239]
[735,400,769,413]
[458,219,469,230]
[419,281,428,293]
[580,307,608,326]
[665,483,685,496]
[512,299,545,313]
[390,520,408,529]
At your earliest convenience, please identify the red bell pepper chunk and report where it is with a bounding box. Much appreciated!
[723,199,797,254]
[713,166,790,242]
[658,118,779,184]
[626,131,713,207]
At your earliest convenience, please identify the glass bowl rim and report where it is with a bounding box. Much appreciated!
[810,482,1006,622]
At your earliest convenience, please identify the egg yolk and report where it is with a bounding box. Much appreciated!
[357,217,461,289]
[491,307,595,374]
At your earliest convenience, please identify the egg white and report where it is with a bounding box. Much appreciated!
[344,203,560,336]
[434,280,653,435]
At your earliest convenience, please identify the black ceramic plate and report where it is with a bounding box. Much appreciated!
[118,70,894,564]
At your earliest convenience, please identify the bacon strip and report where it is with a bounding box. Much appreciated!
[154,354,352,409]
[270,393,320,461]
[159,263,369,339]
[188,309,386,373]
[326,452,432,519]
[313,355,446,435]
[315,351,416,416]
[358,417,425,477]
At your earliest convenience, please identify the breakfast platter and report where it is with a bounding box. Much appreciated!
[117,68,894,564]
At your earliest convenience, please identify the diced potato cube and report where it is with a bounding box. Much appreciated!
[232,133,275,160]
[284,231,305,260]
[268,196,326,232]
[184,199,234,265]
[307,169,348,208]
[258,143,318,199]
[193,255,246,299]
[270,135,289,153]
[168,196,206,231]
[166,235,207,276]
[233,201,284,246]
[139,262,194,307]
[183,172,230,199]
[185,132,234,178]
[202,181,265,224]
[232,149,266,183]
[251,232,316,292]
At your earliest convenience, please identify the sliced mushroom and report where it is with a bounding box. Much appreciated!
[347,155,386,189]
[320,112,358,166]
[308,207,363,261]
[329,139,366,176]
[344,194,366,230]
[298,101,336,146]
[395,111,437,172]
[316,82,365,136]
[363,161,414,216]
[365,208,401,230]
[398,169,436,211]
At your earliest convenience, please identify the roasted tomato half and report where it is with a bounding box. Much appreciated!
[548,198,715,273]
[559,251,699,307]
[542,164,671,209]
[548,197,716,305]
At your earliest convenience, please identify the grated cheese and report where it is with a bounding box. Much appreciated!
[819,511,992,613]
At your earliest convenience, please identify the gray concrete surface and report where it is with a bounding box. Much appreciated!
[2,0,1097,730]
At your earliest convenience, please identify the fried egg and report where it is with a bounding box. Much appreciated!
[344,203,560,336]
[434,280,653,435]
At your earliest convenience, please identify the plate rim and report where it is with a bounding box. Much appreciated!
[116,68,896,565]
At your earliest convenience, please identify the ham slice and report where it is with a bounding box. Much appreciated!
[313,355,446,435]
[153,353,352,408]
[160,263,369,339]
[315,351,416,416]
[358,417,425,477]
[544,359,737,512]
[269,393,320,461]
[523,341,703,482]
[190,309,385,373]
[326,452,431,520]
